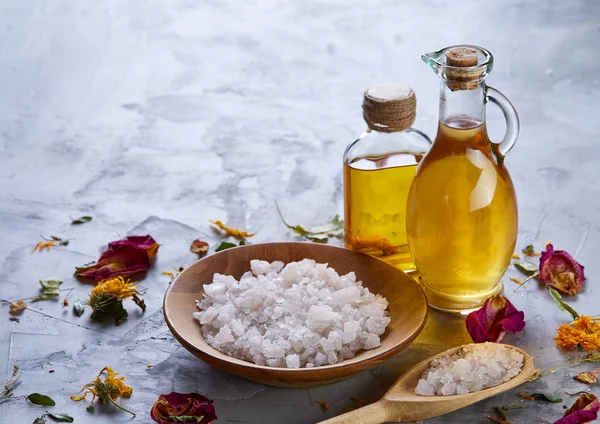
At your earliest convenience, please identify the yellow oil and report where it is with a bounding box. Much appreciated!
[344,152,422,271]
[407,119,518,312]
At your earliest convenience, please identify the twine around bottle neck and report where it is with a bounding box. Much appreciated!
[362,84,417,133]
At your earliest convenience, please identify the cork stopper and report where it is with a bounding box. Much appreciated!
[445,47,484,91]
[446,47,478,67]
[362,84,416,133]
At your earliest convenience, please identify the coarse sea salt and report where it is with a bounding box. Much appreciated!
[194,259,391,368]
[415,343,524,396]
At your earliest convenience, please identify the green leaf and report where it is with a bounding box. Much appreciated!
[34,278,63,301]
[46,412,74,422]
[276,204,344,243]
[548,287,580,320]
[239,239,247,246]
[72,300,86,317]
[529,393,563,403]
[168,416,205,423]
[86,405,95,413]
[91,300,128,326]
[514,262,538,274]
[27,393,56,406]
[215,242,237,252]
[501,405,524,410]
[522,244,536,254]
[71,216,92,225]
[33,416,47,424]
[9,317,19,323]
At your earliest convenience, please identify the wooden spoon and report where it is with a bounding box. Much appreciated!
[319,343,536,423]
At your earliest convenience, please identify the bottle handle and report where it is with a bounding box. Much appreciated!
[485,85,520,159]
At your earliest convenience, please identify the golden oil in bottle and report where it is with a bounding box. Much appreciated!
[343,84,430,272]
[410,45,521,312]
[407,120,518,310]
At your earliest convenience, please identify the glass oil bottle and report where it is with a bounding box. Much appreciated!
[344,84,431,272]
[407,46,520,312]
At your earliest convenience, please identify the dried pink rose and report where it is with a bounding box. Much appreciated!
[554,393,599,424]
[75,235,159,281]
[540,243,585,296]
[150,392,217,424]
[465,294,525,343]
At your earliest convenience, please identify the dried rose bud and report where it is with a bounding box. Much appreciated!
[553,393,599,424]
[465,295,525,343]
[75,235,159,281]
[539,243,585,296]
[150,392,217,424]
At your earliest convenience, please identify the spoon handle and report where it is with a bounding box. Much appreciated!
[318,400,396,424]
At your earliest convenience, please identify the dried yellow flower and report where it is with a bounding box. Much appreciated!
[32,241,56,252]
[555,315,600,352]
[210,220,254,238]
[88,277,145,325]
[71,366,134,416]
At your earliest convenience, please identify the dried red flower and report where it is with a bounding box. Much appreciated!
[554,393,599,424]
[190,239,209,255]
[539,243,585,296]
[150,392,217,424]
[465,295,525,343]
[75,235,159,281]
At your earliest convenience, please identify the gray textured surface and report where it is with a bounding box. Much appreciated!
[1,0,599,423]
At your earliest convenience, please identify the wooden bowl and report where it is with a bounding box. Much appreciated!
[163,242,428,388]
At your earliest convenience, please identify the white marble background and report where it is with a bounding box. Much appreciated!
[1,0,599,422]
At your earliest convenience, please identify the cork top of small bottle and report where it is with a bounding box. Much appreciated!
[362,84,416,133]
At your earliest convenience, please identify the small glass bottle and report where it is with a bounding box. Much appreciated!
[343,84,431,272]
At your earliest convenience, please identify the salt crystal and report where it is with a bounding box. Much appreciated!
[195,260,390,368]
[415,343,524,396]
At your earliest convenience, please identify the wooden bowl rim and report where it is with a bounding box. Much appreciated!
[163,242,428,374]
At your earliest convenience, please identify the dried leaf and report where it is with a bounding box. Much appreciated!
[210,220,254,238]
[548,287,580,321]
[215,242,237,252]
[512,253,521,260]
[520,392,562,403]
[276,205,343,243]
[86,405,95,413]
[27,393,56,406]
[9,317,19,323]
[487,406,514,424]
[316,400,329,413]
[190,239,209,255]
[46,412,74,422]
[9,300,26,315]
[522,244,540,256]
[71,216,92,225]
[50,236,69,246]
[34,278,63,301]
[574,369,599,384]
[72,300,86,317]
[132,294,146,311]
[33,416,46,424]
[514,262,539,274]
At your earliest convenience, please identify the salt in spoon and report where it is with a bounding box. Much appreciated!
[318,343,536,423]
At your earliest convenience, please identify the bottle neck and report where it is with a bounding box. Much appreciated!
[439,80,485,127]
